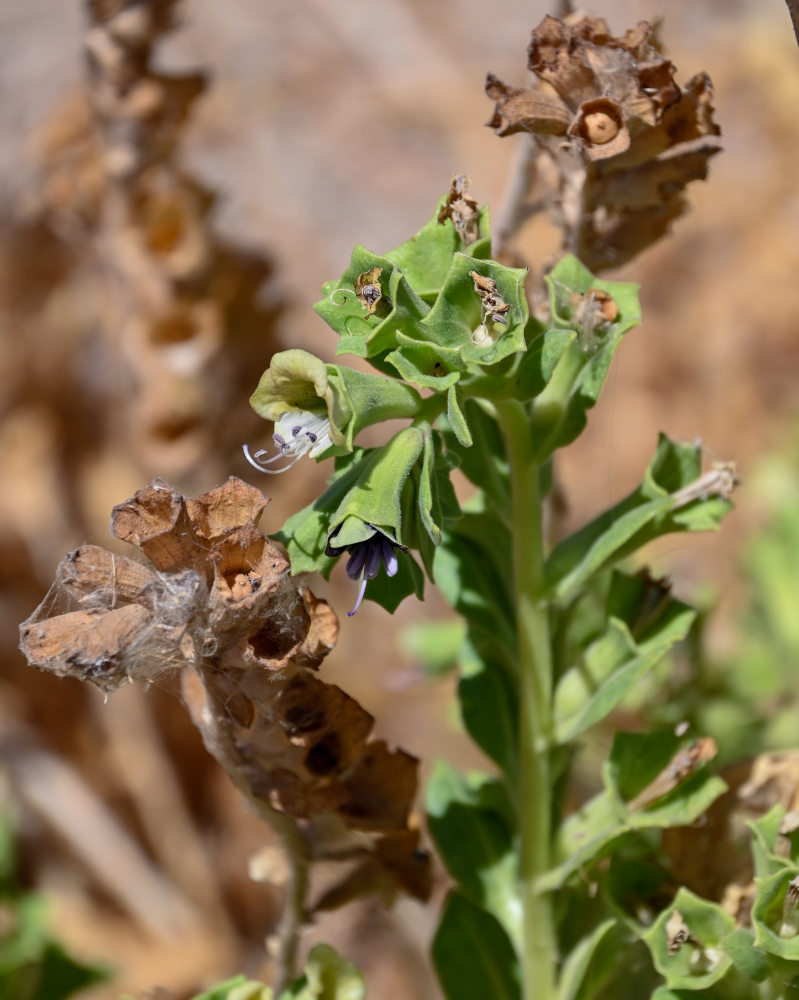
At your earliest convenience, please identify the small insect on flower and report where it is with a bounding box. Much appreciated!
[243,409,333,474]
[326,523,401,617]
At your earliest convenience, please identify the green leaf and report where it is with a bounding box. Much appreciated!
[545,435,732,604]
[0,894,107,1000]
[446,383,472,447]
[384,199,488,301]
[542,733,725,890]
[546,256,641,338]
[420,254,528,367]
[747,805,792,879]
[432,891,521,1000]
[720,928,770,983]
[316,248,431,361]
[0,808,17,895]
[276,449,379,576]
[546,498,671,603]
[439,399,510,511]
[385,337,464,389]
[752,869,799,960]
[327,365,422,449]
[542,789,629,891]
[433,511,516,652]
[642,888,734,990]
[523,256,640,456]
[417,430,443,547]
[426,762,520,947]
[192,977,272,1000]
[605,730,726,829]
[330,427,424,542]
[515,328,577,401]
[557,918,618,1000]
[553,598,696,742]
[458,641,518,778]
[280,944,365,1000]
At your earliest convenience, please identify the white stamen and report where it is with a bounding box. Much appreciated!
[243,409,333,474]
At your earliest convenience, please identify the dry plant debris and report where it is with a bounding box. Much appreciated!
[17,0,279,488]
[19,476,432,919]
[437,174,480,246]
[486,15,721,271]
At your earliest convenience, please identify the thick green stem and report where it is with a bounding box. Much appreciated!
[497,400,558,1000]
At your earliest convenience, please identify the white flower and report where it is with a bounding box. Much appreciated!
[243,409,333,474]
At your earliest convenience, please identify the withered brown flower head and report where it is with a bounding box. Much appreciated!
[19,476,431,907]
[486,15,722,270]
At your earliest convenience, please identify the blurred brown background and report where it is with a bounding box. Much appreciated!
[1,0,797,997]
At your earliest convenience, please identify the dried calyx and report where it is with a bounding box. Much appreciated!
[19,476,431,911]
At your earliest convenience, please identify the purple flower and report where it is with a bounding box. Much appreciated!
[326,523,401,617]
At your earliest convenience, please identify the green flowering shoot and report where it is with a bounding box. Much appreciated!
[248,186,652,618]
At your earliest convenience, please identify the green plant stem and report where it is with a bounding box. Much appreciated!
[497,400,558,1000]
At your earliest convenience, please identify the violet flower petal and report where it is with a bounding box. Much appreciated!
[381,536,399,577]
[345,545,369,579]
[363,539,384,579]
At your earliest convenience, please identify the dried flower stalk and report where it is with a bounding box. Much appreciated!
[19,476,431,990]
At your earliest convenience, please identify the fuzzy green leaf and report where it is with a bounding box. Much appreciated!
[385,201,490,301]
[545,435,733,604]
[458,642,518,779]
[446,383,472,447]
[642,888,734,990]
[752,869,799,960]
[276,450,379,576]
[432,891,521,1000]
[546,255,641,338]
[191,977,272,1000]
[606,730,727,830]
[524,256,640,455]
[720,928,770,983]
[439,400,510,510]
[316,247,430,360]
[0,894,107,1000]
[385,337,463,389]
[515,328,577,401]
[420,254,528,367]
[427,762,520,946]
[747,805,792,879]
[553,598,695,742]
[557,918,619,1000]
[433,511,516,652]
[543,733,725,890]
[329,427,423,543]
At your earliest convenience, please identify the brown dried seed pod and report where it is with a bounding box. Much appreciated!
[207,522,291,642]
[56,544,156,607]
[20,604,152,691]
[186,476,269,544]
[484,72,571,137]
[111,478,200,573]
